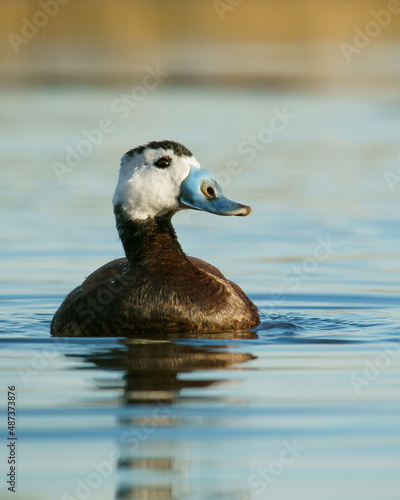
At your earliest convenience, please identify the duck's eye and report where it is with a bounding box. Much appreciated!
[201,185,217,199]
[154,156,172,169]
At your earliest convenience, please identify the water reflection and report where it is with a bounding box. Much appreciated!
[72,332,257,499]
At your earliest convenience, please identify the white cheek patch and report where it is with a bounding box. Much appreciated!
[113,151,197,220]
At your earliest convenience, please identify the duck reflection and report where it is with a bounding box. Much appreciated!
[78,331,257,499]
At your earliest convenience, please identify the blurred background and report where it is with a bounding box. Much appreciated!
[1,3,400,500]
[1,0,400,88]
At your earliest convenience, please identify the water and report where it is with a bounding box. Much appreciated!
[1,84,399,500]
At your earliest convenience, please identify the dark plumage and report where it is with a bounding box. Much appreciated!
[125,140,193,159]
[51,141,260,337]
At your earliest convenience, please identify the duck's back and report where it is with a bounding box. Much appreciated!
[50,255,259,337]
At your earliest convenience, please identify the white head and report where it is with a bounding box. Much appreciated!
[113,140,252,220]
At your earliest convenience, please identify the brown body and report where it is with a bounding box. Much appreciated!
[51,211,259,337]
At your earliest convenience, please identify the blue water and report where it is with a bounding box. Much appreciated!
[1,84,399,499]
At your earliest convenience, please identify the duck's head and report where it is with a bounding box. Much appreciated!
[113,140,252,220]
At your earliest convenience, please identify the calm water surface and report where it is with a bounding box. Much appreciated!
[0,85,399,500]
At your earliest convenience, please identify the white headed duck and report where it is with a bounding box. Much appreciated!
[51,141,260,336]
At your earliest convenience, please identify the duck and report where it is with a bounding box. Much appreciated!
[51,140,260,337]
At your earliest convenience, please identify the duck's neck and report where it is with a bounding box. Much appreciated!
[114,204,188,269]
